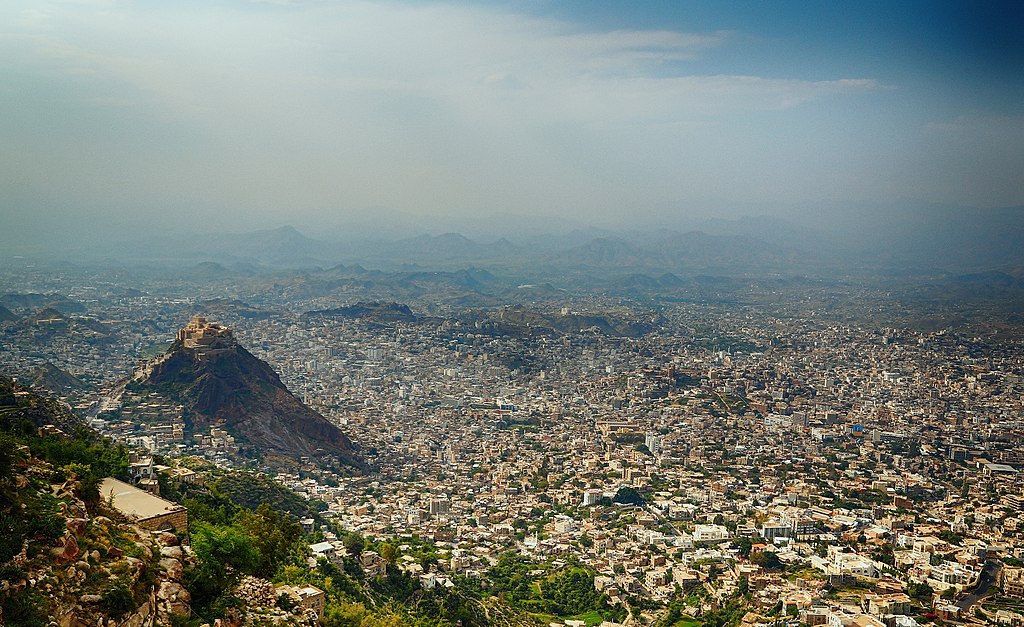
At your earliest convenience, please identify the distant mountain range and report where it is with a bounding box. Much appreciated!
[5,205,1023,286]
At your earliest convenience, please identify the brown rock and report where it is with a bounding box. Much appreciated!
[157,581,186,601]
[157,532,179,547]
[106,546,124,559]
[75,560,90,571]
[169,600,191,616]
[160,545,183,559]
[80,594,103,603]
[57,533,80,562]
[159,557,183,580]
[125,556,145,578]
[123,601,151,627]
[66,518,88,537]
[90,549,101,562]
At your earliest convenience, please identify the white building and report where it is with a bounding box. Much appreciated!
[693,524,730,542]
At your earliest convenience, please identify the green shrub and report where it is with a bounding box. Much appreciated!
[1,589,48,627]
[102,584,136,619]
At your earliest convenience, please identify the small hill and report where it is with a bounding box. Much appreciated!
[0,293,86,314]
[304,301,418,323]
[131,317,363,470]
[198,297,277,320]
[27,307,68,324]
[0,304,18,322]
[475,305,658,338]
[15,309,114,343]
[0,375,85,435]
[30,362,91,397]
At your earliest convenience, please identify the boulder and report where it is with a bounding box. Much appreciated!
[80,594,103,604]
[125,556,145,578]
[159,557,183,580]
[106,546,123,559]
[169,600,191,616]
[66,518,88,537]
[55,533,80,562]
[125,613,145,627]
[156,532,179,547]
[157,581,186,602]
[160,545,183,559]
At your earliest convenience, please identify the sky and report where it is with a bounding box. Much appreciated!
[1,0,1022,241]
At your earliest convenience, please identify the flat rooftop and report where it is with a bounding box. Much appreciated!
[99,477,185,520]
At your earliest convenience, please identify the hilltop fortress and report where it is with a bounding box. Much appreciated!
[176,316,237,356]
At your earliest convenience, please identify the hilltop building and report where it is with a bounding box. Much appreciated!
[100,477,188,533]
[177,316,237,355]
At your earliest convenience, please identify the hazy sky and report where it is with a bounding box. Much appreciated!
[2,0,1022,238]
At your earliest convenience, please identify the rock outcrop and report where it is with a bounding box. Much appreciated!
[2,459,191,627]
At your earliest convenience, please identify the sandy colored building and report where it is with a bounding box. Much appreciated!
[100,477,188,533]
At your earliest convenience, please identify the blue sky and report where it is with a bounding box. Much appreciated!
[1,0,1021,238]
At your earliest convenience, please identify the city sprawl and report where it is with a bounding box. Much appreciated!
[2,268,1023,627]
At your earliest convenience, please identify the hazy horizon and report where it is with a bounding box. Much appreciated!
[2,1,1023,249]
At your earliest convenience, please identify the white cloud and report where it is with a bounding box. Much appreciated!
[0,0,900,226]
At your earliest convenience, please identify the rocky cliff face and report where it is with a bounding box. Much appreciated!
[0,455,191,627]
[133,317,362,470]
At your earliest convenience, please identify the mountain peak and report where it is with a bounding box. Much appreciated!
[132,317,363,470]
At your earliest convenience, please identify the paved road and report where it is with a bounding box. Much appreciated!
[957,559,1002,611]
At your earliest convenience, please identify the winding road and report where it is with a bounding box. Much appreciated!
[956,559,1002,611]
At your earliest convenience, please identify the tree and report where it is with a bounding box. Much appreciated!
[907,581,934,603]
[751,551,785,572]
[613,486,644,505]
[731,536,753,559]
[540,568,602,616]
[380,543,397,564]
[343,532,366,557]
[65,463,102,512]
[0,433,17,486]
[737,576,749,597]
[233,504,302,577]
[186,521,260,614]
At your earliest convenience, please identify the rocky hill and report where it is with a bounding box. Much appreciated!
[31,361,91,397]
[303,301,419,323]
[130,317,363,470]
[0,375,86,435]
